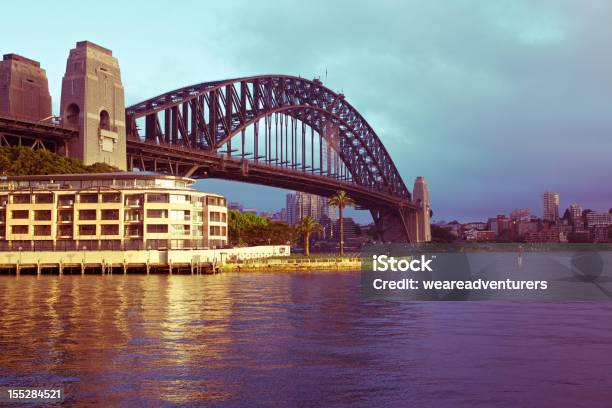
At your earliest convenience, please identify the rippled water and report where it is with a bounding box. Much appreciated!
[1,272,612,407]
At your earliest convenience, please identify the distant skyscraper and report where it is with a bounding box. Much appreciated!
[510,208,531,222]
[569,203,582,220]
[285,191,335,225]
[228,202,244,212]
[542,192,560,222]
[286,193,298,224]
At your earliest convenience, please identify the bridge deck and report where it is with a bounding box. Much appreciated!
[126,138,417,211]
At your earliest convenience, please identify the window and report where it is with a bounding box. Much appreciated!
[147,193,169,203]
[124,225,143,237]
[35,194,53,204]
[124,209,142,221]
[101,209,119,220]
[125,195,143,206]
[58,210,73,222]
[101,225,119,235]
[147,209,167,218]
[207,196,226,206]
[58,225,72,237]
[12,225,28,234]
[99,110,110,130]
[147,224,168,234]
[58,195,75,206]
[170,210,188,221]
[34,210,52,221]
[101,193,120,203]
[170,224,189,235]
[79,194,98,203]
[209,225,221,236]
[66,103,80,125]
[13,195,30,204]
[170,194,189,203]
[79,210,96,220]
[34,225,51,236]
[12,210,29,219]
[209,212,221,222]
[79,225,96,235]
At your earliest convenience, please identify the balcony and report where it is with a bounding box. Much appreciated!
[125,198,143,207]
[58,197,75,207]
[101,193,121,203]
[79,194,98,204]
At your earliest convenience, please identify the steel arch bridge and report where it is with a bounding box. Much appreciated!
[125,75,423,242]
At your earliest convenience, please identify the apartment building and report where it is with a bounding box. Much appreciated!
[0,173,228,251]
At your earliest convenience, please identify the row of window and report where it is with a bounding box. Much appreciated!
[3,238,225,252]
[9,224,226,237]
[0,193,226,206]
[7,209,218,222]
[1,178,189,191]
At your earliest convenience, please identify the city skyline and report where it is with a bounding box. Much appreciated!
[2,1,611,222]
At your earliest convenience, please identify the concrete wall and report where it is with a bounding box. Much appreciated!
[0,245,290,268]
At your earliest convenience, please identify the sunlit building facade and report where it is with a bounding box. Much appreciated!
[0,173,228,251]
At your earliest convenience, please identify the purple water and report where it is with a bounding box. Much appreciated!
[1,272,611,407]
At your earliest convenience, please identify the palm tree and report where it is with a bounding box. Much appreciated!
[296,216,323,256]
[328,190,355,256]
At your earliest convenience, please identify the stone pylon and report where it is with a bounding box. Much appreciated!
[0,54,52,121]
[60,41,127,170]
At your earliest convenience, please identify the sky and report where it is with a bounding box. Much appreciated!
[2,0,611,223]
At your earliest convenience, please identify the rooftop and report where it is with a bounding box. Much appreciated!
[5,171,194,183]
[2,54,41,68]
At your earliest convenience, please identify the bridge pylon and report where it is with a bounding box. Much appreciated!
[60,41,127,170]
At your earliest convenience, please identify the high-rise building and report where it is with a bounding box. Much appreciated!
[568,203,584,229]
[286,193,298,225]
[285,191,336,226]
[510,208,531,222]
[569,203,582,220]
[586,212,612,228]
[542,192,560,222]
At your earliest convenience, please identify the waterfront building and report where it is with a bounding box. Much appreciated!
[510,208,531,222]
[0,173,228,251]
[569,203,584,229]
[542,192,560,222]
[462,222,486,231]
[585,212,612,228]
[591,226,612,243]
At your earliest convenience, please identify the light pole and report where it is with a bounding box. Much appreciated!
[18,246,22,275]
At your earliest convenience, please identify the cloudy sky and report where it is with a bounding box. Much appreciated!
[2,1,611,222]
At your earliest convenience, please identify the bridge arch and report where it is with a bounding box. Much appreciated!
[125,75,426,242]
[126,75,409,201]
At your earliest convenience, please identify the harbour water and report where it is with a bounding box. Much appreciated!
[1,272,612,407]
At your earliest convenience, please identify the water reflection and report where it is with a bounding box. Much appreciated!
[1,273,612,407]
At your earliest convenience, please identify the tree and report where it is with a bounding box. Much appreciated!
[0,146,118,175]
[228,210,269,245]
[431,225,457,243]
[296,216,323,256]
[328,190,355,256]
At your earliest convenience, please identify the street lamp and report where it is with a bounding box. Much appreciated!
[18,246,22,273]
